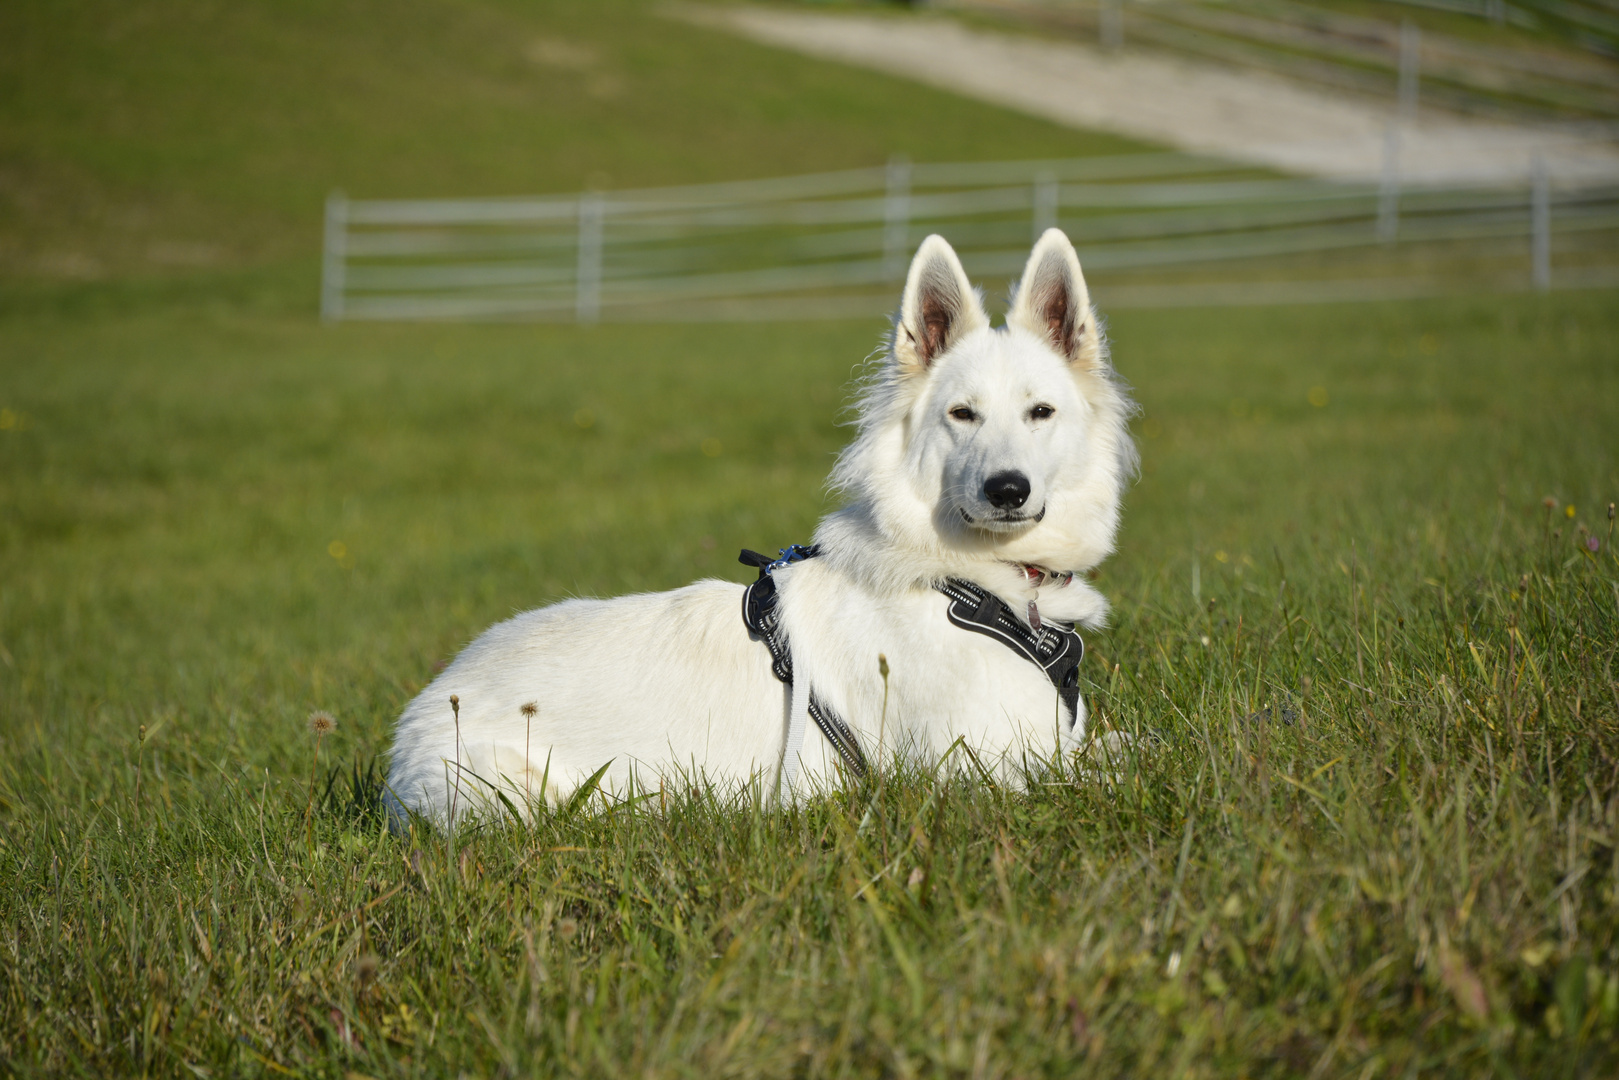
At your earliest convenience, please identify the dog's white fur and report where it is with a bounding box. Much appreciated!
[384,231,1136,825]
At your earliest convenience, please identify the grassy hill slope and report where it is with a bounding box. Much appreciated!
[0,0,1145,284]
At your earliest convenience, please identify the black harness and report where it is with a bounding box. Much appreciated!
[739,545,1085,777]
[740,546,870,778]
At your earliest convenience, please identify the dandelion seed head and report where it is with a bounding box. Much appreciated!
[1543,495,1558,510]
[521,701,538,719]
[355,954,380,984]
[308,710,337,737]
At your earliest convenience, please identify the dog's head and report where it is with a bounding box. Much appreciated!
[828,231,1137,603]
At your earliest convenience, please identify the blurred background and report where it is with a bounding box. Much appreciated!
[5,0,1617,317]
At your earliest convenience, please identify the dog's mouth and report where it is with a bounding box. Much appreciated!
[960,506,1045,531]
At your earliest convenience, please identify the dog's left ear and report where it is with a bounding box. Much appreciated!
[1009,229,1100,369]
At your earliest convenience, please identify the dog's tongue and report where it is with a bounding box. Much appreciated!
[1027,600,1043,631]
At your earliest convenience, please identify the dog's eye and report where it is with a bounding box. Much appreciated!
[1029,404,1055,421]
[949,406,977,422]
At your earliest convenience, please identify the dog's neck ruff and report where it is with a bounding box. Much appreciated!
[739,545,1085,784]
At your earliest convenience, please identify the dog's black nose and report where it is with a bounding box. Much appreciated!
[983,471,1031,510]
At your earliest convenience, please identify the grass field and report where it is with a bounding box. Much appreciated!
[3,0,1619,1076]
[2,288,1616,1077]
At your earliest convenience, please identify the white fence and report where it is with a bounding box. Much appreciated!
[320,152,1619,323]
[940,0,1619,121]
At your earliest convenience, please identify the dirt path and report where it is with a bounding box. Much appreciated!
[681,5,1619,186]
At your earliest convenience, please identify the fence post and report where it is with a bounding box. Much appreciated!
[1380,21,1416,248]
[1531,154,1550,292]
[576,192,604,324]
[1100,0,1123,50]
[1377,123,1401,245]
[1033,171,1059,240]
[1397,20,1420,124]
[320,190,348,323]
[883,156,912,282]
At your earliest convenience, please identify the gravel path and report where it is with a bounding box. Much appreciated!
[683,5,1619,186]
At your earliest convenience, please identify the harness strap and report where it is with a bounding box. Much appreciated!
[741,546,1087,787]
[933,578,1084,718]
[808,697,868,777]
[742,547,870,791]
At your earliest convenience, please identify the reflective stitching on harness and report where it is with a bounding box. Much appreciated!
[933,578,1085,718]
[741,547,869,779]
[741,546,1087,774]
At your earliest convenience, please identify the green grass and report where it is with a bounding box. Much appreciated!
[3,0,1619,1075]
[1,288,1616,1077]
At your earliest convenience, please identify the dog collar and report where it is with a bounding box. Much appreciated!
[1011,563,1076,589]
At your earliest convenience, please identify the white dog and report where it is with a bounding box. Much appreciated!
[384,230,1136,825]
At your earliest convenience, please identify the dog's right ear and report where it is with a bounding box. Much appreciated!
[893,235,987,375]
